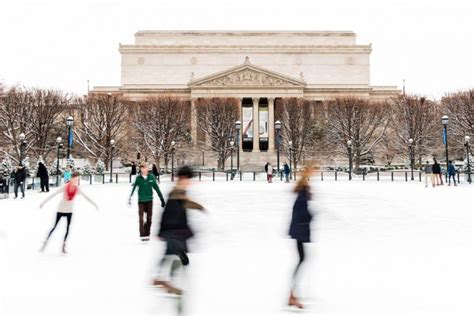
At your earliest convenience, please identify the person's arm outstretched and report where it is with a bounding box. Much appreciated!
[79,188,99,211]
[39,186,64,208]
[129,177,138,205]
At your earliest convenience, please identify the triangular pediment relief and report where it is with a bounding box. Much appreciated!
[189,57,306,88]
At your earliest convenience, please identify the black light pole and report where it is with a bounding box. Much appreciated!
[465,135,471,184]
[56,137,63,186]
[275,120,282,176]
[347,140,353,181]
[230,140,234,179]
[442,115,449,182]
[408,138,414,181]
[288,141,293,180]
[109,139,115,183]
[171,141,176,182]
[19,133,26,163]
[235,121,241,172]
[66,116,74,159]
[202,149,205,166]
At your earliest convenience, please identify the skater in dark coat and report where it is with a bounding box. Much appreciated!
[13,164,27,199]
[287,166,316,309]
[36,162,49,192]
[152,165,206,295]
[447,160,457,186]
[152,163,159,178]
[130,161,137,176]
[284,162,291,183]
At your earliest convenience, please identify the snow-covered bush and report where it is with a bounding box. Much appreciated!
[82,160,92,175]
[95,159,105,174]
[1,156,13,175]
[49,158,64,176]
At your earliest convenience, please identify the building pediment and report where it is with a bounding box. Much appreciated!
[189,57,306,89]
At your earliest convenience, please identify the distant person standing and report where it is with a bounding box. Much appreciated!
[287,166,316,310]
[267,162,273,183]
[152,163,159,179]
[63,165,72,183]
[129,162,166,242]
[424,161,434,188]
[130,161,137,182]
[432,159,443,186]
[36,161,49,192]
[13,164,27,199]
[284,162,291,183]
[447,160,457,186]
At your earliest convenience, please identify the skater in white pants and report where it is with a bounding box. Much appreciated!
[424,161,434,188]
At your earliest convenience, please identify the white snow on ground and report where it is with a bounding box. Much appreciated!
[0,180,472,316]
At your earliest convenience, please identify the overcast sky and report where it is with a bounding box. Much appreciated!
[1,0,473,99]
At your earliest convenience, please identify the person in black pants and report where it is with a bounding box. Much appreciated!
[288,166,316,310]
[36,162,49,192]
[13,164,27,199]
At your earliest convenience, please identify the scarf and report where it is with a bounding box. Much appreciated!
[65,182,78,201]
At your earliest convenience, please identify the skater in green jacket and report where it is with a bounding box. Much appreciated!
[129,162,165,241]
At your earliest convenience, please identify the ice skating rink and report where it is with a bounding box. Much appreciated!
[0,180,472,315]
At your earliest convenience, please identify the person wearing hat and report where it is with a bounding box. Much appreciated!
[152,165,206,295]
[129,162,165,242]
[13,163,27,199]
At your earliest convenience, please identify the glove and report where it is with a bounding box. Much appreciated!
[161,200,166,208]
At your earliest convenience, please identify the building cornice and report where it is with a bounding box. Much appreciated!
[135,30,356,37]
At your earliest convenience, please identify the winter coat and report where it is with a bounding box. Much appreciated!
[264,163,269,173]
[424,165,433,174]
[158,185,204,241]
[36,163,48,178]
[130,164,137,175]
[267,164,273,175]
[14,167,26,183]
[152,165,159,177]
[289,186,313,243]
[40,183,96,213]
[130,174,164,203]
[63,170,72,183]
[284,164,290,175]
[448,164,456,176]
[432,163,441,174]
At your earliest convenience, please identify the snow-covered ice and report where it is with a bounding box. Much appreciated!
[0,180,472,315]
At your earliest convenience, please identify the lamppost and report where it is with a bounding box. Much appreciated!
[109,139,115,183]
[408,138,414,181]
[442,115,449,182]
[171,141,176,182]
[288,141,293,180]
[202,149,205,166]
[230,140,234,179]
[465,135,471,184]
[56,137,63,186]
[235,121,241,172]
[19,133,26,163]
[347,140,353,181]
[66,116,74,159]
[275,120,282,176]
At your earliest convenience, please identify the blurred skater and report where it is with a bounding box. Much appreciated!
[424,161,434,188]
[129,162,165,242]
[152,166,206,295]
[287,166,315,309]
[284,162,291,183]
[267,162,273,183]
[432,159,443,186]
[63,165,73,183]
[40,172,98,254]
[447,160,457,186]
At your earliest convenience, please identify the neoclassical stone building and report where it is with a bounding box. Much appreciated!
[93,31,400,166]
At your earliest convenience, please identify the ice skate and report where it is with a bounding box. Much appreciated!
[61,243,67,255]
[39,241,47,252]
[152,279,182,295]
[288,292,304,309]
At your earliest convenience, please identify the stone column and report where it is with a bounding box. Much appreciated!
[238,98,243,152]
[190,98,197,147]
[252,97,260,152]
[268,97,275,150]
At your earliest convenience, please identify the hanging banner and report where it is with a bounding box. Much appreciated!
[242,107,253,140]
[259,107,269,140]
[443,129,447,145]
[68,130,74,148]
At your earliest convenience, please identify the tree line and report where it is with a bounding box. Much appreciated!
[0,85,472,172]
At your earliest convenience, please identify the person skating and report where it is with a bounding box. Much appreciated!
[13,164,27,199]
[152,163,160,179]
[424,161,434,188]
[447,160,457,186]
[39,172,98,254]
[287,166,316,309]
[284,162,291,183]
[267,162,273,183]
[432,159,443,186]
[152,166,206,295]
[129,162,165,242]
[36,161,49,192]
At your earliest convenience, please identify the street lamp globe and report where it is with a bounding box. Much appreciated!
[19,133,25,141]
[288,141,292,147]
[408,138,414,145]
[110,139,115,146]
[441,115,449,126]
[66,116,74,127]
[56,136,62,144]
[465,135,470,144]
[235,121,241,130]
[230,141,234,147]
[275,120,282,131]
[171,141,176,147]
[347,140,352,147]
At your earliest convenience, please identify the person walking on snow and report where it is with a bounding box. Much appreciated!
[13,164,27,199]
[432,159,443,186]
[39,172,98,254]
[152,166,206,295]
[267,162,273,183]
[36,161,49,192]
[129,162,165,242]
[287,166,316,310]
[284,162,291,183]
[447,160,457,186]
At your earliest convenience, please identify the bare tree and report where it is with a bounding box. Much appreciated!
[74,93,130,170]
[389,94,439,166]
[131,96,191,171]
[442,89,474,156]
[195,98,239,170]
[275,98,320,170]
[0,87,69,163]
[324,97,390,171]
